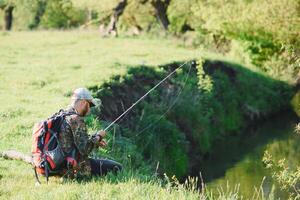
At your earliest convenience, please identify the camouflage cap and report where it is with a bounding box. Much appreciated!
[71,88,100,107]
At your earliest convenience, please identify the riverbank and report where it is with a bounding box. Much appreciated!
[88,58,294,181]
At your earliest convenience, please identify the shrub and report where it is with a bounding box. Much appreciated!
[40,0,86,29]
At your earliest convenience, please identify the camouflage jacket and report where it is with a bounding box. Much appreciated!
[58,106,98,176]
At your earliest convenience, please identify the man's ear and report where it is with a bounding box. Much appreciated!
[77,99,84,107]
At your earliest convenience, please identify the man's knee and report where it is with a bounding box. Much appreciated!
[91,159,122,176]
[113,162,122,173]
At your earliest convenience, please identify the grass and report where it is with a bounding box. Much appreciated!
[0,30,205,199]
[0,30,288,199]
[0,158,200,200]
[0,30,199,151]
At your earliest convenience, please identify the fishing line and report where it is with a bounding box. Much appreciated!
[103,60,192,132]
[131,61,193,139]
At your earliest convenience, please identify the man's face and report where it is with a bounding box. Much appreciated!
[80,100,90,116]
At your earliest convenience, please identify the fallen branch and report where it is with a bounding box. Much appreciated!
[0,150,32,164]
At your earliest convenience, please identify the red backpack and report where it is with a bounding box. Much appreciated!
[31,110,77,183]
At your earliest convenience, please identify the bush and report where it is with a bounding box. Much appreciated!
[263,151,300,200]
[262,124,300,199]
[167,0,300,82]
[40,0,86,29]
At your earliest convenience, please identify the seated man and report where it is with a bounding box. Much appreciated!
[59,87,122,177]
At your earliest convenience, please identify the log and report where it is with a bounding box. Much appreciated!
[0,150,32,164]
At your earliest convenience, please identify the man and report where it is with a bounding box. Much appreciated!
[58,87,122,177]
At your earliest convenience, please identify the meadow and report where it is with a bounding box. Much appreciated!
[0,30,296,199]
[0,30,199,150]
[0,0,299,198]
[0,30,205,199]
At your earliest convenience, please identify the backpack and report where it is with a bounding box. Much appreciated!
[31,109,77,184]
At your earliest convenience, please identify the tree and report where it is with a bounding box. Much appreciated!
[0,0,42,30]
[150,0,170,30]
[0,0,15,30]
[105,0,127,36]
[29,0,47,29]
[137,0,170,30]
[72,0,128,37]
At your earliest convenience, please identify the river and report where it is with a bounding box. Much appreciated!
[198,97,300,198]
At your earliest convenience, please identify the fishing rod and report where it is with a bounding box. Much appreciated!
[132,61,193,138]
[103,60,192,132]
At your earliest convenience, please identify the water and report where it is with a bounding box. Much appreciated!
[199,109,300,199]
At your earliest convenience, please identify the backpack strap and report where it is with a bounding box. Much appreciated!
[45,162,49,184]
[62,110,78,117]
[34,167,41,185]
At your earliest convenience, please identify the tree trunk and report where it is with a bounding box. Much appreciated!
[30,1,47,29]
[4,5,14,31]
[151,0,170,31]
[0,150,32,164]
[105,0,127,37]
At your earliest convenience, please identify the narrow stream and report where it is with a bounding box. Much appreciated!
[199,104,300,198]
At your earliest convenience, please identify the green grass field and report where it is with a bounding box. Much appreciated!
[0,30,209,199]
[0,30,200,150]
[1,30,278,200]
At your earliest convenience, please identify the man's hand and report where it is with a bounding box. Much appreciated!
[97,130,106,138]
[94,130,107,148]
[99,139,107,148]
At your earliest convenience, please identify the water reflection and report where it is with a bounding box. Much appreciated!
[291,92,300,117]
[199,111,299,199]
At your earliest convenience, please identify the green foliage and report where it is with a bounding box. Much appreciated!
[167,0,196,34]
[0,0,15,7]
[0,0,88,29]
[91,58,293,180]
[0,0,7,8]
[196,58,213,93]
[168,0,300,82]
[71,0,119,25]
[40,0,86,29]
[90,65,189,178]
[133,105,188,178]
[119,0,156,32]
[0,0,36,29]
[261,124,300,199]
[27,0,47,29]
[203,0,298,81]
[263,151,300,200]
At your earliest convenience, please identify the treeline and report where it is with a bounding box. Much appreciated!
[0,0,171,32]
[0,0,299,81]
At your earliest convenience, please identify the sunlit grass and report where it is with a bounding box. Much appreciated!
[0,30,282,199]
[0,30,204,199]
[0,30,199,151]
